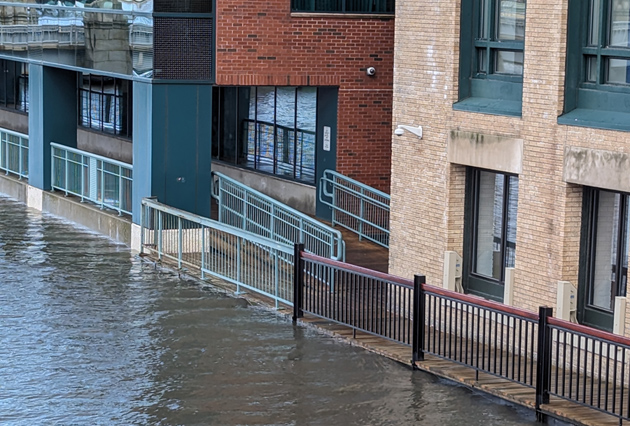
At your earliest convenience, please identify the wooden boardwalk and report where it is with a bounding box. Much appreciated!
[205,201,628,425]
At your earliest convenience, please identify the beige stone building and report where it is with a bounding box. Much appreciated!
[390,0,630,334]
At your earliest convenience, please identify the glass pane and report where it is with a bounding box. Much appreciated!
[590,191,620,310]
[477,49,488,74]
[296,87,317,183]
[588,0,602,46]
[606,58,630,84]
[495,50,524,75]
[474,171,504,280]
[505,176,518,268]
[244,87,258,169]
[586,56,598,82]
[496,0,526,41]
[609,0,630,47]
[275,87,296,179]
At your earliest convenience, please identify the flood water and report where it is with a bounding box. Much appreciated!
[0,195,538,425]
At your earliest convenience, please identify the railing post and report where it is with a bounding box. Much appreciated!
[535,306,553,422]
[293,243,305,321]
[140,200,145,255]
[412,275,426,366]
[358,187,364,241]
[177,216,183,269]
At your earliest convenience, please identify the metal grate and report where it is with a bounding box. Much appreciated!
[153,17,212,80]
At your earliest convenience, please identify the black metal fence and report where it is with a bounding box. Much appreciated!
[291,244,630,423]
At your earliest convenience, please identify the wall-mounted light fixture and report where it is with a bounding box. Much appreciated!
[394,124,423,139]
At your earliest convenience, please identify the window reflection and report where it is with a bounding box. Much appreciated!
[213,86,317,184]
[0,3,153,77]
[79,74,132,137]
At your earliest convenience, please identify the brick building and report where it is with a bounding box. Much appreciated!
[0,0,394,224]
[390,0,630,334]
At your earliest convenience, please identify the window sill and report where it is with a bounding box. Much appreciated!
[558,108,630,132]
[453,97,522,117]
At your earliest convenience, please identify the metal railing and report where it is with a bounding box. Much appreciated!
[51,142,132,216]
[141,197,295,308]
[420,282,540,389]
[211,171,345,261]
[319,169,390,248]
[294,246,414,345]
[291,245,630,423]
[544,314,630,423]
[0,128,28,179]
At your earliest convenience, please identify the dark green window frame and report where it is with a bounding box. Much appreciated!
[561,0,630,131]
[291,0,394,13]
[463,168,519,302]
[578,187,629,331]
[455,0,526,117]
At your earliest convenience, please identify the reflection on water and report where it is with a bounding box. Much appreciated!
[0,196,537,425]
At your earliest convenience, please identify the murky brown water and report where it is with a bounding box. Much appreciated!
[0,195,538,425]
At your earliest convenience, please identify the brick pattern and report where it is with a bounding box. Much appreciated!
[214,2,395,192]
[154,17,212,80]
[391,0,630,335]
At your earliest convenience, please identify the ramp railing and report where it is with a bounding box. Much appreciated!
[51,142,132,215]
[319,169,390,248]
[211,171,345,261]
[0,128,28,179]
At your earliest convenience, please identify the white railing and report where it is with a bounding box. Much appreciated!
[0,128,28,179]
[211,171,345,261]
[141,197,295,308]
[51,142,132,215]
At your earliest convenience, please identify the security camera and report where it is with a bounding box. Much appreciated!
[394,127,404,136]
[366,67,376,76]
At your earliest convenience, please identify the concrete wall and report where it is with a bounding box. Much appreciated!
[0,109,28,134]
[212,162,316,215]
[77,129,133,164]
[214,2,395,193]
[0,175,131,245]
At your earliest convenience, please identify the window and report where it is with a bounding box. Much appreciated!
[78,74,132,138]
[455,0,526,116]
[562,0,630,130]
[291,0,394,13]
[0,60,28,113]
[212,86,317,184]
[464,168,519,301]
[578,188,629,331]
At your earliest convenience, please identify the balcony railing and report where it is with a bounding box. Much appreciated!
[0,128,28,179]
[51,142,132,215]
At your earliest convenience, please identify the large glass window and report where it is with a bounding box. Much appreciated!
[562,0,630,130]
[291,0,394,13]
[0,60,28,113]
[212,86,317,184]
[578,188,629,331]
[78,74,132,138]
[455,0,526,116]
[464,168,519,301]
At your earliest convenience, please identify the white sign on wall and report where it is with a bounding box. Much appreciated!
[323,126,331,152]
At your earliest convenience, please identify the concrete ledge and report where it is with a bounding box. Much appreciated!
[448,130,523,175]
[0,174,27,202]
[42,191,132,245]
[564,146,630,193]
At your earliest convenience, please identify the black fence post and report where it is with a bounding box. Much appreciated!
[293,243,305,322]
[535,306,553,422]
[412,275,426,366]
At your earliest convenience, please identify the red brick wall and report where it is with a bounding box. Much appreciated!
[215,1,394,192]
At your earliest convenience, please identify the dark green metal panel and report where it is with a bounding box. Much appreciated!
[315,87,338,221]
[457,0,474,101]
[28,65,77,190]
[151,83,213,218]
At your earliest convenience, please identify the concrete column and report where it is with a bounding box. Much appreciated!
[132,81,212,224]
[28,64,77,190]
